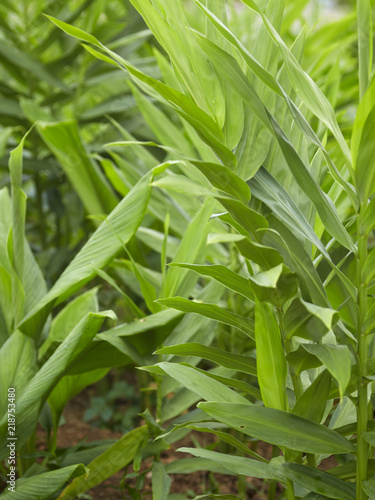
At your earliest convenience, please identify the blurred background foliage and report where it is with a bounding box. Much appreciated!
[0,0,373,493]
[0,0,159,288]
[0,0,367,348]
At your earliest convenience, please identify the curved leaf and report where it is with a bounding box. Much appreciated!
[178,448,279,481]
[0,464,87,500]
[157,297,253,337]
[198,402,355,454]
[155,343,257,376]
[281,463,356,500]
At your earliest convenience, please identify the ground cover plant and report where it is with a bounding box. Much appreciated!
[1,0,375,499]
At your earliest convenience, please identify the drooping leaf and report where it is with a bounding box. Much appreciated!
[155,343,257,376]
[190,160,251,204]
[58,426,149,499]
[19,171,152,336]
[194,32,355,251]
[284,298,339,342]
[0,331,36,422]
[156,297,253,338]
[198,402,355,454]
[249,264,298,307]
[352,77,375,201]
[168,263,254,301]
[281,463,356,500]
[178,448,279,481]
[157,362,249,404]
[292,371,331,423]
[300,344,352,399]
[152,461,172,500]
[0,464,87,500]
[0,311,116,454]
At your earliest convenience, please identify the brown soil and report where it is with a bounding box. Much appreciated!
[36,392,278,499]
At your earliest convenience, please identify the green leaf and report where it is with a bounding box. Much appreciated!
[9,130,32,326]
[190,161,251,204]
[191,367,261,400]
[59,426,149,499]
[155,343,257,376]
[152,174,214,198]
[130,82,194,157]
[156,297,253,338]
[240,0,352,170]
[300,344,352,400]
[165,458,230,475]
[196,1,356,206]
[0,464,87,500]
[357,0,373,99]
[19,171,152,336]
[168,263,253,300]
[198,402,355,454]
[263,218,329,307]
[255,301,287,410]
[39,287,99,356]
[286,347,323,377]
[249,168,329,259]
[292,371,331,423]
[37,120,117,216]
[0,38,68,91]
[157,362,249,404]
[363,247,375,284]
[9,130,30,286]
[0,311,115,453]
[162,198,214,298]
[86,47,236,167]
[185,424,267,461]
[152,461,171,500]
[44,14,101,47]
[363,475,375,498]
[48,369,108,431]
[235,237,283,270]
[215,195,268,240]
[195,32,354,251]
[281,463,356,500]
[249,264,298,307]
[99,308,182,339]
[284,298,339,341]
[361,197,375,234]
[352,77,375,201]
[178,448,278,481]
[0,331,36,421]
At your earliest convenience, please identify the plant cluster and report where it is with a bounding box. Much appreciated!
[1,0,375,499]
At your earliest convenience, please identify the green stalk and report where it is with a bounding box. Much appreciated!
[356,205,369,500]
[277,308,303,401]
[286,478,296,500]
[267,445,280,500]
[277,308,302,498]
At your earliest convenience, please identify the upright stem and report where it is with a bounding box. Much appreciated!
[356,206,369,500]
[277,308,303,401]
[286,479,296,500]
[277,308,302,498]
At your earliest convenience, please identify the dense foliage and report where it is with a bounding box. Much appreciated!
[1,0,375,499]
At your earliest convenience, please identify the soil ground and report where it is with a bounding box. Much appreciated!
[48,393,278,499]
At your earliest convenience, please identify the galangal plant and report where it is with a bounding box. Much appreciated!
[47,0,375,498]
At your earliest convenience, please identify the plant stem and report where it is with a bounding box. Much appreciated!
[286,478,296,500]
[356,206,369,500]
[267,445,280,500]
[277,308,303,400]
[277,308,301,498]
